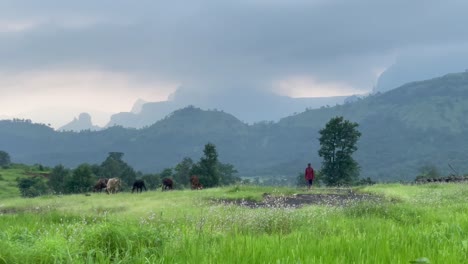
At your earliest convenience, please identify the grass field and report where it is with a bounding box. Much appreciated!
[0,169,467,263]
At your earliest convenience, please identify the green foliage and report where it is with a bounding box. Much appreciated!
[0,150,11,168]
[415,164,441,181]
[318,116,361,186]
[47,165,71,194]
[141,173,161,190]
[160,168,173,179]
[66,164,95,193]
[356,177,376,185]
[195,143,220,187]
[189,145,240,188]
[99,152,136,187]
[16,176,49,197]
[296,172,306,187]
[173,157,193,188]
[218,162,240,185]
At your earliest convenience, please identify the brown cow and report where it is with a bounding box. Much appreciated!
[162,178,173,191]
[106,178,121,194]
[93,178,108,192]
[190,175,203,190]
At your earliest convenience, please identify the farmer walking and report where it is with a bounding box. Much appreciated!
[304,163,315,190]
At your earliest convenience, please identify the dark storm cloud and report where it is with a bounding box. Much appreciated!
[1,0,468,93]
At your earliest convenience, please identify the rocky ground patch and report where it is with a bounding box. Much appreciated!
[219,190,383,208]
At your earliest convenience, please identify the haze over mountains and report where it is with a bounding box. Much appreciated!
[374,50,468,93]
[42,51,468,132]
[2,72,468,182]
[106,91,347,129]
[53,89,348,131]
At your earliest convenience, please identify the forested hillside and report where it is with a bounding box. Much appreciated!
[2,72,468,181]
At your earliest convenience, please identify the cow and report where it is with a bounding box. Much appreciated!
[93,178,108,193]
[132,179,147,193]
[190,175,203,190]
[106,178,121,194]
[162,178,173,191]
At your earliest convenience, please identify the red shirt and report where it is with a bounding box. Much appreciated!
[305,167,315,180]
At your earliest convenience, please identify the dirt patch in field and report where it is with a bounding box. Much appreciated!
[219,191,382,208]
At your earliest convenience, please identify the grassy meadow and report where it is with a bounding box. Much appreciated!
[0,170,467,263]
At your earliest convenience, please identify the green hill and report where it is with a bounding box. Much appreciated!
[0,164,50,199]
[278,72,468,179]
[2,72,468,181]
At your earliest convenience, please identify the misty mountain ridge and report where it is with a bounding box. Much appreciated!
[106,91,348,128]
[282,71,468,133]
[374,50,468,93]
[2,71,468,181]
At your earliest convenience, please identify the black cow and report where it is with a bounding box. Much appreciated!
[162,178,173,191]
[93,178,108,193]
[132,179,147,193]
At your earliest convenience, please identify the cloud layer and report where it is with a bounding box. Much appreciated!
[1,0,468,125]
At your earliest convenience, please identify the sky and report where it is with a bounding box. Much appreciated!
[1,0,468,127]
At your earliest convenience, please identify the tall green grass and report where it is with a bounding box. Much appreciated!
[0,184,466,263]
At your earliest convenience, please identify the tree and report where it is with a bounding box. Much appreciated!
[160,168,173,179]
[318,116,361,186]
[173,157,193,188]
[0,150,11,168]
[196,143,220,188]
[218,162,240,185]
[66,164,95,193]
[141,173,161,190]
[48,165,71,194]
[99,152,136,187]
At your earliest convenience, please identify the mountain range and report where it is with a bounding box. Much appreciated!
[106,92,347,129]
[2,71,468,181]
[54,93,347,132]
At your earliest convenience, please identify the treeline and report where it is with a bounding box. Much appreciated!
[14,143,240,197]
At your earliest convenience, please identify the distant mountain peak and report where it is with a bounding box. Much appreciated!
[58,112,101,132]
[131,98,148,114]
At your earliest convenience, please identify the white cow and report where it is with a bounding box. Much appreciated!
[106,178,121,194]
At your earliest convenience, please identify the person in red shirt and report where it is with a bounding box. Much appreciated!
[304,163,315,190]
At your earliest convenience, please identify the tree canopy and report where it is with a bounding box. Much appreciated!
[0,150,11,167]
[318,116,361,186]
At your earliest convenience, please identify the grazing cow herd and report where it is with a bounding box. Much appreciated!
[92,175,202,194]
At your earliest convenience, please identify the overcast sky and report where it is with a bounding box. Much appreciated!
[1,0,468,127]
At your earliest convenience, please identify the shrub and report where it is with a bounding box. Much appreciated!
[17,176,49,197]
